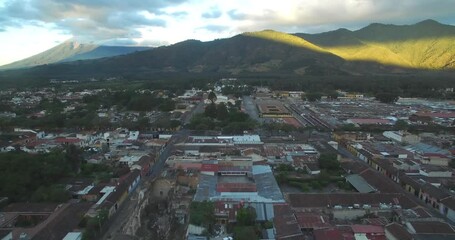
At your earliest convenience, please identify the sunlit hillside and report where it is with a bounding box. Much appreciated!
[244,30,328,54]
[296,20,455,69]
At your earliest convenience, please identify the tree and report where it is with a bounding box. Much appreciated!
[236,206,257,226]
[304,92,322,102]
[326,90,339,100]
[233,226,257,240]
[204,103,217,118]
[65,144,83,174]
[208,91,217,104]
[235,100,242,110]
[189,201,215,231]
[395,119,409,131]
[216,103,229,121]
[375,92,399,104]
[158,99,176,112]
[318,153,340,172]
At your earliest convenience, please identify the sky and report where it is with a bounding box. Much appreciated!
[0,0,455,66]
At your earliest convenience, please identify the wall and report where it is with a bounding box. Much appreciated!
[333,209,366,220]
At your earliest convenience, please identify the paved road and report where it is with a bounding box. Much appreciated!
[184,101,205,125]
[242,96,262,123]
[102,131,189,239]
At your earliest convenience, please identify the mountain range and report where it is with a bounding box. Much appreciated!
[1,19,454,80]
[0,41,151,70]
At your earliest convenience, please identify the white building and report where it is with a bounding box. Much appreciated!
[383,131,420,144]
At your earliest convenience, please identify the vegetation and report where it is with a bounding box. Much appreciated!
[274,155,345,192]
[302,92,322,102]
[188,103,257,134]
[375,92,399,103]
[81,209,109,240]
[450,159,455,169]
[394,119,409,131]
[262,122,298,133]
[233,207,259,240]
[2,21,455,89]
[318,153,341,173]
[189,201,215,233]
[0,89,180,131]
[245,30,326,53]
[0,145,111,203]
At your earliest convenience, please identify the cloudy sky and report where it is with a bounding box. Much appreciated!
[0,0,454,66]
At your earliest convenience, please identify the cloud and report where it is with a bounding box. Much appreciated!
[0,0,186,41]
[199,25,229,33]
[225,0,455,33]
[138,39,170,47]
[227,9,247,20]
[201,7,222,19]
[169,11,188,17]
[98,38,139,46]
[1,0,455,48]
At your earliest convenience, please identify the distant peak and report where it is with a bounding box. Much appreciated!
[72,41,81,49]
[365,22,386,28]
[416,19,441,26]
[330,28,352,34]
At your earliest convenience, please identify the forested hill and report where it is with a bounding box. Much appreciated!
[296,19,455,70]
[0,20,454,82]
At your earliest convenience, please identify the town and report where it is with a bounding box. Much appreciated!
[1,78,455,240]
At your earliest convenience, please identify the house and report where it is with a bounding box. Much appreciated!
[440,197,455,222]
[420,153,451,166]
[418,182,450,209]
[333,132,370,143]
[0,202,91,240]
[273,204,304,240]
[351,225,385,240]
[131,155,152,177]
[406,220,455,235]
[383,131,420,144]
[419,165,452,178]
[384,223,412,240]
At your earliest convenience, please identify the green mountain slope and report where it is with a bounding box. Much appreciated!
[296,20,455,69]
[1,20,454,82]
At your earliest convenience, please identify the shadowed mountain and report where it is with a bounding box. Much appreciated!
[0,33,352,80]
[0,41,151,70]
[0,20,454,82]
[296,19,455,69]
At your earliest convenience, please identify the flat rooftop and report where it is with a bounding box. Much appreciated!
[288,193,418,209]
[218,176,254,184]
[194,165,284,203]
[257,101,290,115]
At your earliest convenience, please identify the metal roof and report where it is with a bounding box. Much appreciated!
[346,174,377,193]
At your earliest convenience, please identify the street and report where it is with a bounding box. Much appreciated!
[101,131,188,239]
[242,96,263,123]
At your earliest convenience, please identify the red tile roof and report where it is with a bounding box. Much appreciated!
[349,118,392,125]
[410,221,455,234]
[173,162,202,170]
[200,164,219,172]
[351,225,384,234]
[295,213,331,229]
[216,183,257,192]
[273,204,304,240]
[385,223,412,240]
[314,227,354,240]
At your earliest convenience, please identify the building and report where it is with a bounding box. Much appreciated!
[383,131,420,144]
[194,165,284,203]
[257,101,291,118]
[384,223,412,240]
